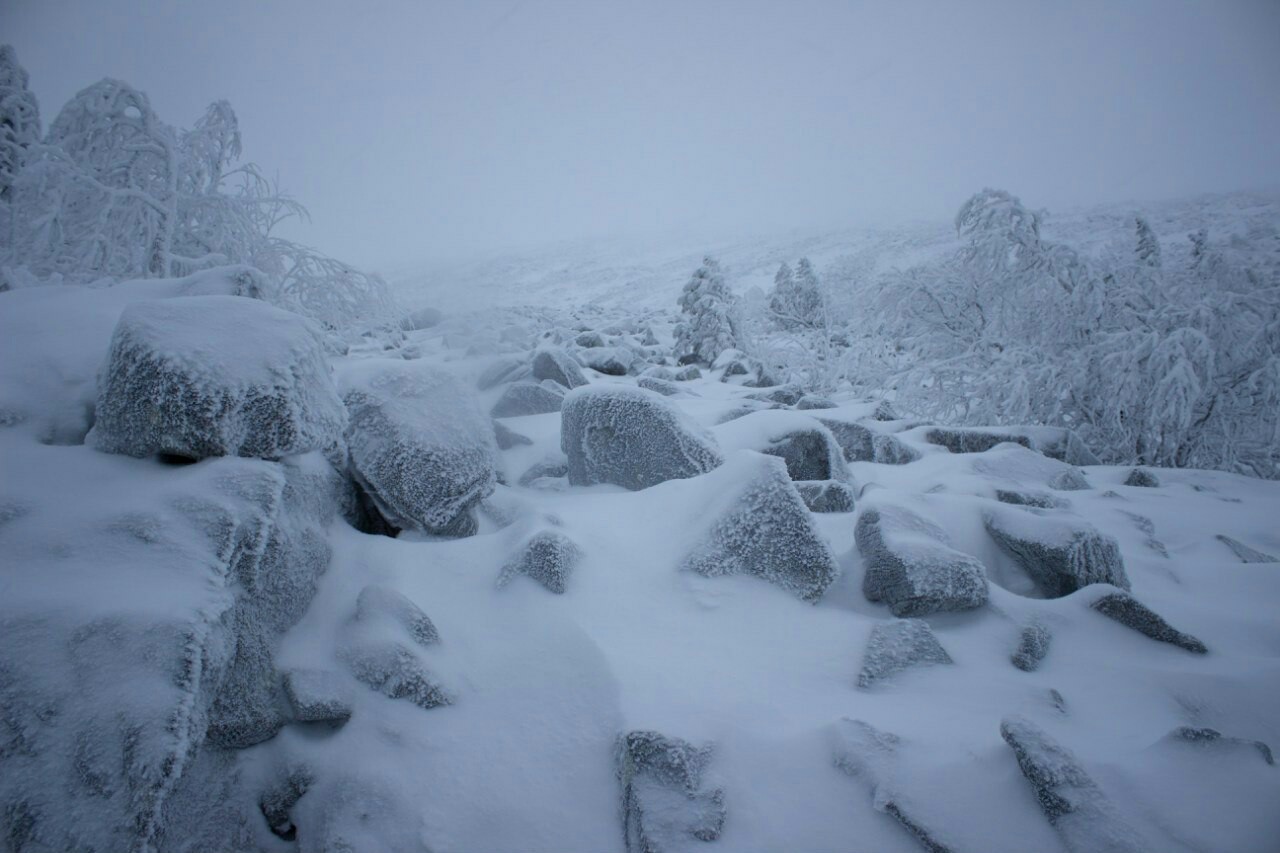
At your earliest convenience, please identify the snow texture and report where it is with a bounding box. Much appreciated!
[532,346,588,389]
[491,380,565,418]
[91,295,346,461]
[856,618,953,689]
[561,385,723,490]
[341,359,496,535]
[1000,715,1145,853]
[1089,591,1208,654]
[616,730,726,853]
[984,505,1128,598]
[681,451,839,602]
[856,504,989,617]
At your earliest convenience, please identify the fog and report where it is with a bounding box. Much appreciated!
[5,0,1279,270]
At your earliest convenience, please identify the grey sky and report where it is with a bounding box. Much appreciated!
[4,0,1279,271]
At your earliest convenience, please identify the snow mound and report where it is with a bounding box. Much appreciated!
[984,504,1128,598]
[91,295,345,460]
[857,504,989,617]
[681,451,839,602]
[341,360,496,535]
[562,385,723,490]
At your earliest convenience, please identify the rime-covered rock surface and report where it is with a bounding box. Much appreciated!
[984,505,1128,597]
[714,409,848,482]
[533,346,588,389]
[616,731,726,853]
[796,479,857,513]
[562,385,723,489]
[499,529,582,593]
[491,379,566,417]
[857,619,953,688]
[91,295,346,460]
[1088,590,1208,653]
[681,451,839,602]
[341,360,496,535]
[1000,715,1145,853]
[856,504,989,616]
[581,346,635,376]
[1011,618,1053,671]
[817,417,919,464]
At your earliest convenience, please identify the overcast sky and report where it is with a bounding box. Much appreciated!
[5,0,1279,270]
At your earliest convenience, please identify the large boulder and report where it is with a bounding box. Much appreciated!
[984,505,1128,598]
[91,295,346,461]
[532,346,588,389]
[681,452,840,603]
[857,619,952,689]
[715,410,849,482]
[616,731,725,853]
[342,361,497,536]
[856,504,989,616]
[1000,715,1145,853]
[562,386,723,490]
[491,380,565,418]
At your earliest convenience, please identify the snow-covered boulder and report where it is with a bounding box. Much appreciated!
[581,346,634,376]
[355,584,441,647]
[491,380,565,418]
[1011,618,1053,671]
[493,419,533,449]
[924,425,1099,466]
[675,365,702,381]
[476,356,529,390]
[984,506,1128,598]
[796,479,856,513]
[637,376,681,397]
[498,529,582,594]
[576,330,607,348]
[1000,715,1145,853]
[533,346,588,389]
[817,417,918,465]
[1123,467,1160,488]
[856,504,989,616]
[681,451,839,602]
[796,394,836,410]
[562,385,723,490]
[1089,591,1207,654]
[715,409,848,482]
[1160,727,1274,766]
[342,361,496,536]
[924,427,1033,454]
[746,384,805,406]
[283,669,353,725]
[340,640,453,710]
[616,731,726,853]
[857,619,952,689]
[91,295,346,461]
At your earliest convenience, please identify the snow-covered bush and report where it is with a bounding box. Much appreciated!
[674,256,738,365]
[0,52,394,329]
[768,257,823,329]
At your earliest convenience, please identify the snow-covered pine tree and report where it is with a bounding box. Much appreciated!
[770,257,824,329]
[675,256,738,365]
[768,261,794,321]
[1135,215,1161,270]
[0,45,40,203]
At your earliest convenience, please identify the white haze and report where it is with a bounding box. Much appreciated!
[4,0,1279,272]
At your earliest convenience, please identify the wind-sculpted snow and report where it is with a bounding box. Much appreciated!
[341,360,496,536]
[562,385,723,490]
[681,451,839,602]
[856,504,989,617]
[984,505,1128,598]
[91,295,346,461]
[616,731,726,853]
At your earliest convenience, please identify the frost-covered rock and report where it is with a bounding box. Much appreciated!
[1049,468,1091,491]
[857,619,953,689]
[1011,618,1052,671]
[682,452,839,602]
[675,365,702,381]
[491,380,565,418]
[984,506,1128,598]
[830,719,956,853]
[925,425,1098,466]
[817,417,918,465]
[282,669,353,725]
[1123,467,1160,488]
[995,489,1068,509]
[1160,727,1274,765]
[796,479,856,513]
[91,295,346,461]
[476,356,529,390]
[796,394,836,410]
[562,385,723,490]
[576,330,607,348]
[259,764,313,841]
[342,360,496,536]
[493,419,533,449]
[582,346,635,376]
[924,427,1032,454]
[532,346,588,389]
[518,455,571,488]
[616,730,726,853]
[340,640,453,710]
[1089,591,1207,654]
[1000,715,1144,853]
[856,505,989,617]
[638,376,681,397]
[355,584,441,647]
[498,529,582,594]
[746,384,805,406]
[715,410,849,482]
[1215,534,1276,563]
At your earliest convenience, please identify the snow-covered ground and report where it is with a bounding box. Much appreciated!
[3,196,1280,852]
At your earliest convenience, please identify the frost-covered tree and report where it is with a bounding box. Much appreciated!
[0,45,40,202]
[1,75,393,329]
[674,256,738,365]
[770,257,823,328]
[1135,215,1161,270]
